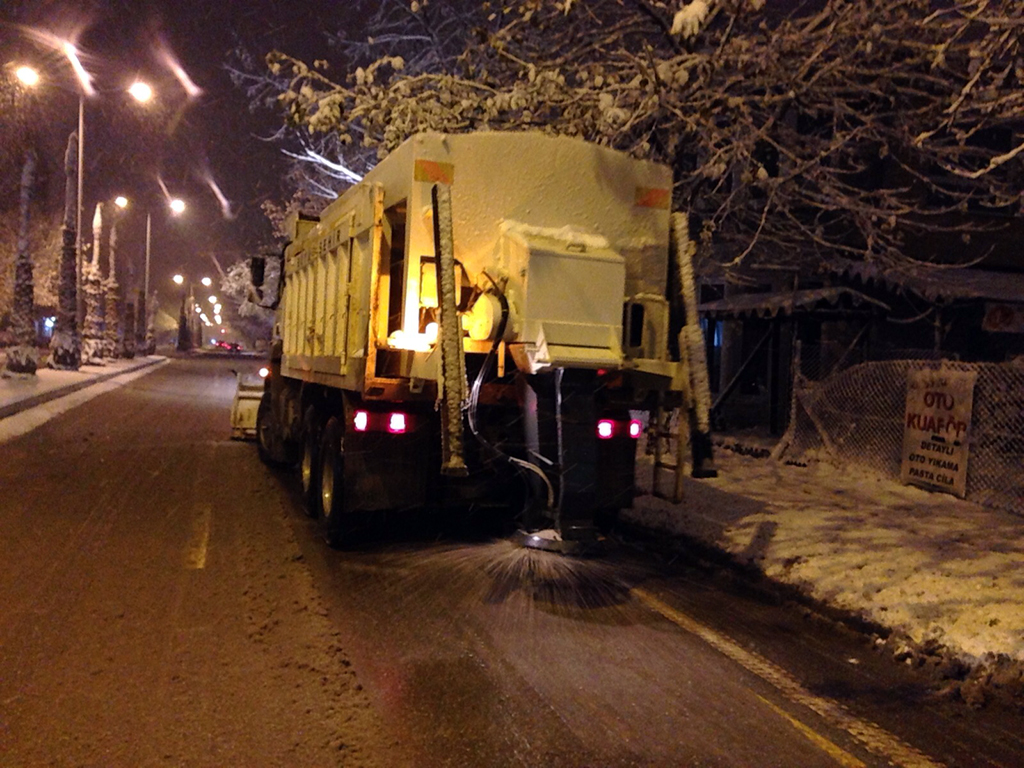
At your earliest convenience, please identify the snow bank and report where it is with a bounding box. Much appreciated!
[627,451,1024,668]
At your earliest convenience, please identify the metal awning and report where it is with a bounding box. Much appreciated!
[699,286,889,319]
[834,259,1024,304]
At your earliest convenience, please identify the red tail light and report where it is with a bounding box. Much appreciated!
[597,419,615,439]
[387,412,407,434]
[353,410,369,432]
[629,419,642,439]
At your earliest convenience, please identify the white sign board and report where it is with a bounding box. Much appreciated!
[982,302,1024,334]
[900,366,977,498]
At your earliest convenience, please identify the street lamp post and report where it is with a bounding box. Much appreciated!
[58,41,153,327]
[60,41,94,329]
[173,273,210,352]
[76,94,84,326]
[116,196,185,354]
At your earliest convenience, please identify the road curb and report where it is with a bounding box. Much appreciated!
[613,515,1024,709]
[0,356,166,421]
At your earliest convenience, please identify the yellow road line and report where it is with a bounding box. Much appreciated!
[756,694,866,767]
[632,588,943,768]
[185,504,211,570]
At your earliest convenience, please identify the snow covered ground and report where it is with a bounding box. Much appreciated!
[0,355,166,445]
[628,448,1024,700]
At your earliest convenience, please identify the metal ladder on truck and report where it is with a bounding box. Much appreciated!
[650,393,686,504]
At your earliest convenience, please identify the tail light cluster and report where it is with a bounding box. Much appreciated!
[352,411,637,439]
[597,418,642,440]
[352,410,409,434]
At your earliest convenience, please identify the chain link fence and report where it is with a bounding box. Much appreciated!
[777,352,1024,516]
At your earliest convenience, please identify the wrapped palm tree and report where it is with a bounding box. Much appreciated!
[81,203,106,364]
[48,132,82,370]
[5,150,38,376]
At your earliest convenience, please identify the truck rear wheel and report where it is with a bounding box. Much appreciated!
[256,395,286,467]
[300,405,323,519]
[318,415,348,548]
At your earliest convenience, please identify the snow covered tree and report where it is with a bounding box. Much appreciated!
[175,290,192,353]
[135,288,148,355]
[143,291,157,355]
[219,257,276,344]
[122,301,136,359]
[231,0,481,203]
[103,221,121,358]
[260,0,1023,274]
[48,131,82,370]
[5,149,38,375]
[81,204,106,364]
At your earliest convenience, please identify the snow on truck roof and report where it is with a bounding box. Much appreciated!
[307,131,673,241]
[300,131,674,297]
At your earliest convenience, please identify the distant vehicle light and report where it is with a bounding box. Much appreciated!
[387,412,407,434]
[258,367,269,378]
[597,419,615,439]
[629,419,642,439]
[353,410,369,432]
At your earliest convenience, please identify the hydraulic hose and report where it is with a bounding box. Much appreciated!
[466,273,555,512]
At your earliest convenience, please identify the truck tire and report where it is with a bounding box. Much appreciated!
[318,415,348,548]
[300,405,322,519]
[256,395,282,466]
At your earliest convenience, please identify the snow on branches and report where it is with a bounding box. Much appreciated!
[263,0,1023,273]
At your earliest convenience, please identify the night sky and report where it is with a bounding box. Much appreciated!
[2,0,355,312]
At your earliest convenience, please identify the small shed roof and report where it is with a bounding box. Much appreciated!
[699,286,889,319]
[834,259,1024,304]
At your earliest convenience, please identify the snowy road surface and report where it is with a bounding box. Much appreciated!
[1,357,1022,766]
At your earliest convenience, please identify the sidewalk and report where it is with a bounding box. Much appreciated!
[0,352,166,422]
[628,448,1024,706]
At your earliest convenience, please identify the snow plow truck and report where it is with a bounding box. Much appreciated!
[250,131,715,550]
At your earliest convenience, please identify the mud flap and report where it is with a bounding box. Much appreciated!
[519,369,602,541]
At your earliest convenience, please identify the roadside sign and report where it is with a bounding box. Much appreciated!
[900,366,977,498]
[982,302,1024,333]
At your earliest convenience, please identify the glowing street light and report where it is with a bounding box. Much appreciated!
[169,198,186,215]
[208,295,217,305]
[128,80,153,103]
[15,65,40,87]
[201,277,212,287]
[114,195,129,209]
